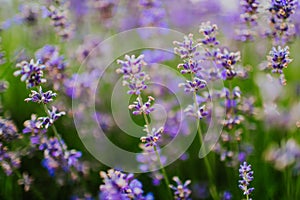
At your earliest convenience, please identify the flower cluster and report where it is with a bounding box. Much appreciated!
[266,46,292,85]
[267,0,298,44]
[117,54,149,95]
[199,21,219,47]
[0,143,21,175]
[179,77,207,93]
[25,87,57,104]
[39,137,82,177]
[99,169,152,200]
[14,59,46,88]
[139,0,167,29]
[129,96,155,115]
[238,161,254,198]
[35,45,67,90]
[265,139,300,171]
[236,0,260,41]
[0,118,19,142]
[169,176,192,200]
[140,126,163,147]
[42,3,74,40]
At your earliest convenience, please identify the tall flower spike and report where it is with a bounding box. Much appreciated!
[267,46,292,85]
[129,96,155,115]
[174,34,200,59]
[199,21,219,47]
[140,126,163,147]
[25,87,57,104]
[238,161,254,198]
[116,54,149,95]
[169,176,192,200]
[14,59,46,88]
[99,169,151,200]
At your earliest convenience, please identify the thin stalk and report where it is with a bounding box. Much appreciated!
[192,89,219,200]
[138,94,172,199]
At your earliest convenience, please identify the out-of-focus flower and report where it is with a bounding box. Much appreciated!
[222,191,233,200]
[117,54,149,95]
[169,176,192,200]
[0,143,21,175]
[238,161,254,198]
[174,34,200,59]
[0,118,19,142]
[25,87,57,104]
[265,139,300,171]
[199,21,219,47]
[39,137,82,177]
[35,45,67,90]
[18,172,34,192]
[184,103,208,119]
[99,169,152,200]
[14,59,46,88]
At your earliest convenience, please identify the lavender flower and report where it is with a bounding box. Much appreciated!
[0,143,21,175]
[216,48,241,80]
[116,55,149,95]
[267,0,298,44]
[0,118,19,142]
[25,87,57,104]
[99,169,152,200]
[140,126,163,147]
[236,0,260,41]
[238,161,254,198]
[14,59,46,88]
[129,96,155,115]
[199,21,219,47]
[179,77,207,93]
[177,59,202,75]
[38,106,65,129]
[139,0,167,29]
[222,191,233,200]
[39,137,82,176]
[23,114,46,135]
[184,104,208,119]
[169,176,192,200]
[17,172,34,192]
[35,45,67,90]
[174,34,200,59]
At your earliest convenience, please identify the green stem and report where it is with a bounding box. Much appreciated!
[138,94,172,199]
[192,89,219,200]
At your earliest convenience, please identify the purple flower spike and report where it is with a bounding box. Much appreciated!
[117,54,150,95]
[238,161,254,198]
[199,21,219,47]
[179,77,207,93]
[25,87,57,104]
[169,176,192,200]
[14,59,46,88]
[38,106,65,129]
[129,96,155,115]
[140,126,163,147]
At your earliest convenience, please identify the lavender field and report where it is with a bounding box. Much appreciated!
[0,0,300,199]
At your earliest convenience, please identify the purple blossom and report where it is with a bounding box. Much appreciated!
[199,21,219,47]
[23,114,46,135]
[0,118,19,142]
[174,34,200,59]
[169,176,192,200]
[222,191,233,200]
[14,59,46,88]
[38,106,65,129]
[238,161,254,198]
[129,96,155,115]
[184,103,208,119]
[17,172,34,192]
[178,77,207,93]
[39,137,82,176]
[140,126,163,147]
[0,143,21,175]
[117,54,149,95]
[139,0,167,29]
[99,169,152,200]
[216,48,241,80]
[269,0,298,19]
[35,45,67,90]
[177,59,202,75]
[25,87,57,104]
